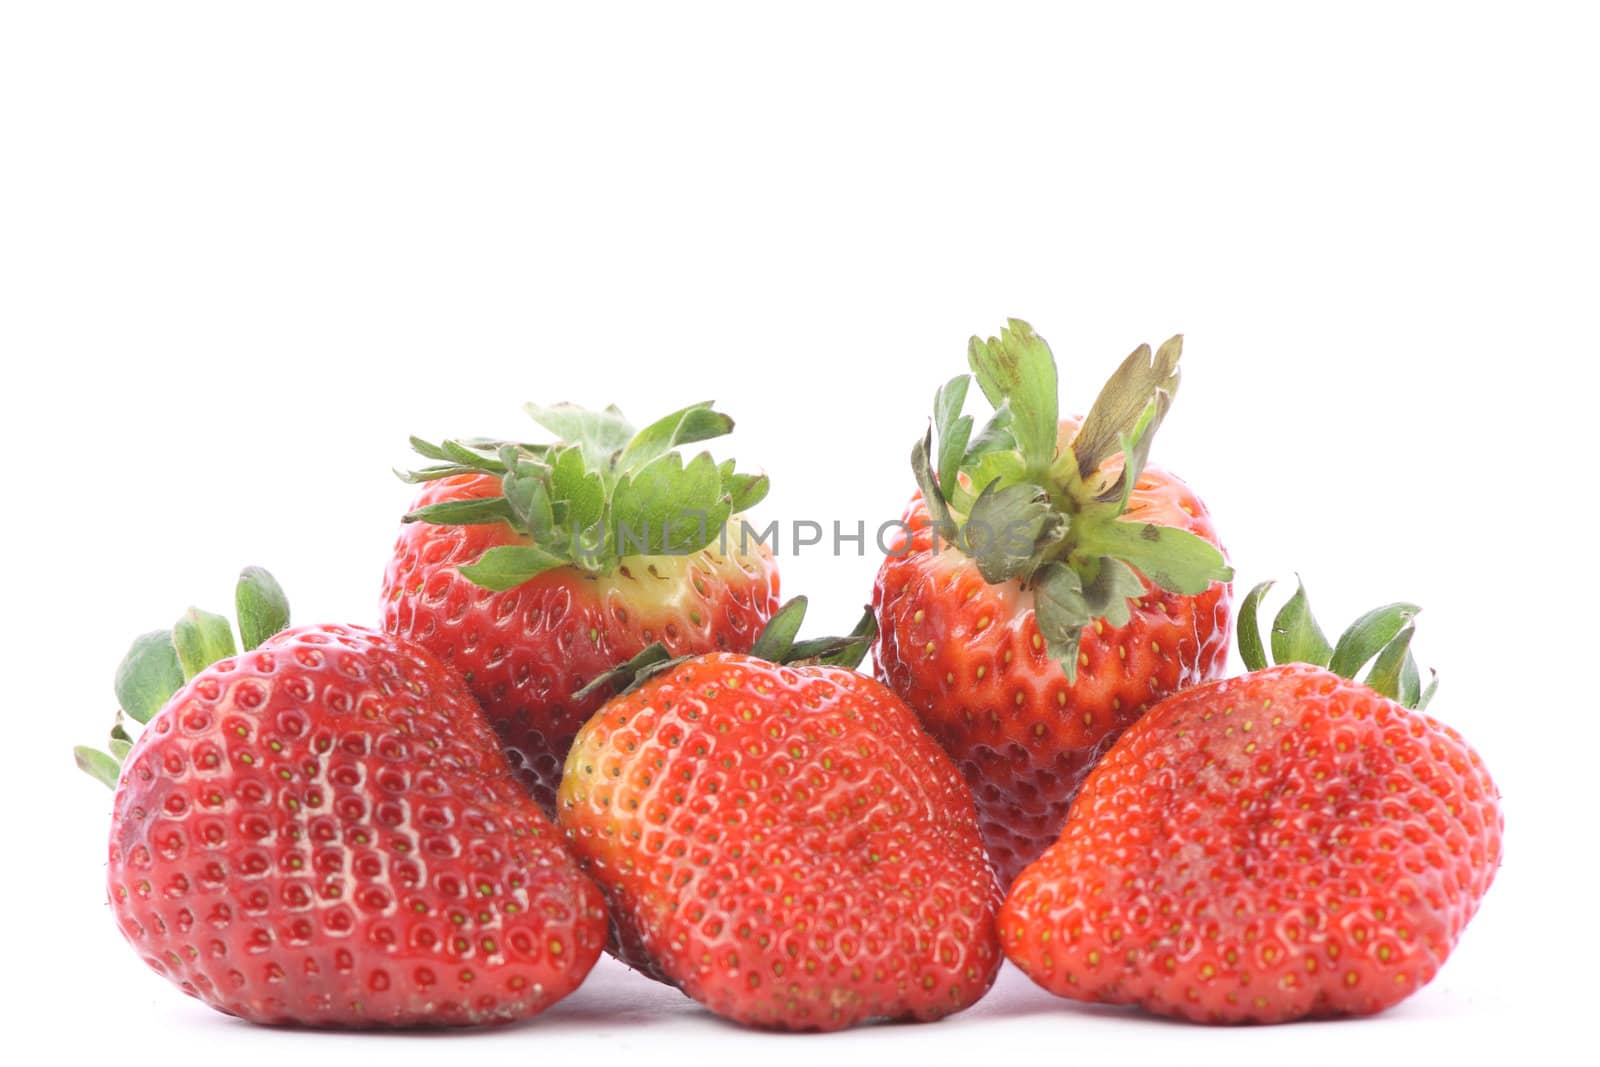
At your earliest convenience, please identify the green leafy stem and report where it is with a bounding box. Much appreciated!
[400,401,770,591]
[1238,577,1438,709]
[74,567,292,789]
[913,319,1232,681]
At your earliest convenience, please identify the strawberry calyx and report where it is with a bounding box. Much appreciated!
[74,567,292,788]
[574,596,876,701]
[399,400,770,590]
[1237,576,1438,709]
[912,319,1233,681]
[746,596,877,668]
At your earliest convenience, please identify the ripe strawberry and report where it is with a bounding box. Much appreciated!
[86,570,607,1026]
[382,400,780,815]
[558,599,1004,1031]
[1000,581,1503,1023]
[873,320,1232,885]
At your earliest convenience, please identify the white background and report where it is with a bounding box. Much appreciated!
[3,3,1594,1064]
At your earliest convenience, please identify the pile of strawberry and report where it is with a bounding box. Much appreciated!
[75,322,1502,1031]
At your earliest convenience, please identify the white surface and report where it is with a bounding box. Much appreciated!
[3,3,1594,1063]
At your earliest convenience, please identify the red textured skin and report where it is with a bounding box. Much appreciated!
[106,624,608,1027]
[1000,664,1503,1023]
[873,442,1230,887]
[558,653,1004,1031]
[382,473,780,815]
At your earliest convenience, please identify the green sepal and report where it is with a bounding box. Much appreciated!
[573,643,678,703]
[442,438,508,473]
[951,446,1026,515]
[751,597,876,669]
[611,451,727,556]
[403,495,516,526]
[749,596,809,663]
[1236,580,1275,672]
[1072,335,1182,479]
[497,444,550,480]
[457,545,568,592]
[407,435,458,463]
[396,435,514,484]
[411,436,499,471]
[1328,602,1420,678]
[502,470,556,545]
[1031,557,1146,683]
[173,608,237,681]
[1032,563,1091,683]
[724,468,771,514]
[1417,670,1440,711]
[788,607,877,670]
[460,435,539,454]
[1081,557,1146,629]
[1399,648,1423,708]
[114,630,185,724]
[965,479,1058,585]
[964,405,1016,465]
[1363,624,1416,703]
[1074,508,1233,596]
[1270,577,1333,668]
[524,402,635,468]
[74,746,122,789]
[933,375,974,495]
[77,710,140,791]
[551,446,607,534]
[1102,387,1173,511]
[967,320,1059,477]
[396,464,478,485]
[911,431,959,542]
[235,567,290,651]
[619,401,734,472]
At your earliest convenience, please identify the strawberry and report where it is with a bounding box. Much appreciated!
[557,599,1004,1031]
[82,569,607,1027]
[382,400,780,815]
[873,320,1233,885]
[1000,581,1503,1023]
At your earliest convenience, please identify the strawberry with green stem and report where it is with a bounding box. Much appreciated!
[873,320,1233,884]
[1000,580,1502,1023]
[383,400,780,815]
[81,567,607,1026]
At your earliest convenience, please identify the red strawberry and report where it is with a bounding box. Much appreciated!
[873,321,1232,885]
[382,401,779,815]
[557,599,1004,1031]
[85,570,607,1026]
[1000,581,1503,1023]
